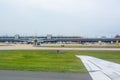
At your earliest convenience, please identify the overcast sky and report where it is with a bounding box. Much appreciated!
[0,0,120,37]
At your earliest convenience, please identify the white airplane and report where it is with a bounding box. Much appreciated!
[76,55,120,80]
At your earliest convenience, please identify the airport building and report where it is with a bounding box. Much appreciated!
[0,35,120,44]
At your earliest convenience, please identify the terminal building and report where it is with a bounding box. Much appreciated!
[0,35,120,44]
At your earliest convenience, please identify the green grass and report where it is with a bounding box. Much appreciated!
[0,50,120,73]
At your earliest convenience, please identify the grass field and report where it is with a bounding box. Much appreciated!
[0,50,120,73]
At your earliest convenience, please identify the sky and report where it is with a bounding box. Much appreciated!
[0,0,120,37]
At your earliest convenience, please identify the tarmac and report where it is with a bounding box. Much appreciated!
[0,70,92,80]
[0,44,120,51]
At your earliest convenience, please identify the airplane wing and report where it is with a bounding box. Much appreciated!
[76,55,120,80]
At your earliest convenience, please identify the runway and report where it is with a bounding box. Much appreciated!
[0,70,91,80]
[0,44,120,51]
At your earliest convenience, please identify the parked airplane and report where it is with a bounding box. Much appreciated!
[76,55,120,80]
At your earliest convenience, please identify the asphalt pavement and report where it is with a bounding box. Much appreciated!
[0,70,92,80]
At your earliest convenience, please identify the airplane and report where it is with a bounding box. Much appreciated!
[76,55,120,80]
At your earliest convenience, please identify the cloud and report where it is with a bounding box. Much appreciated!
[25,0,96,13]
[0,0,120,37]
